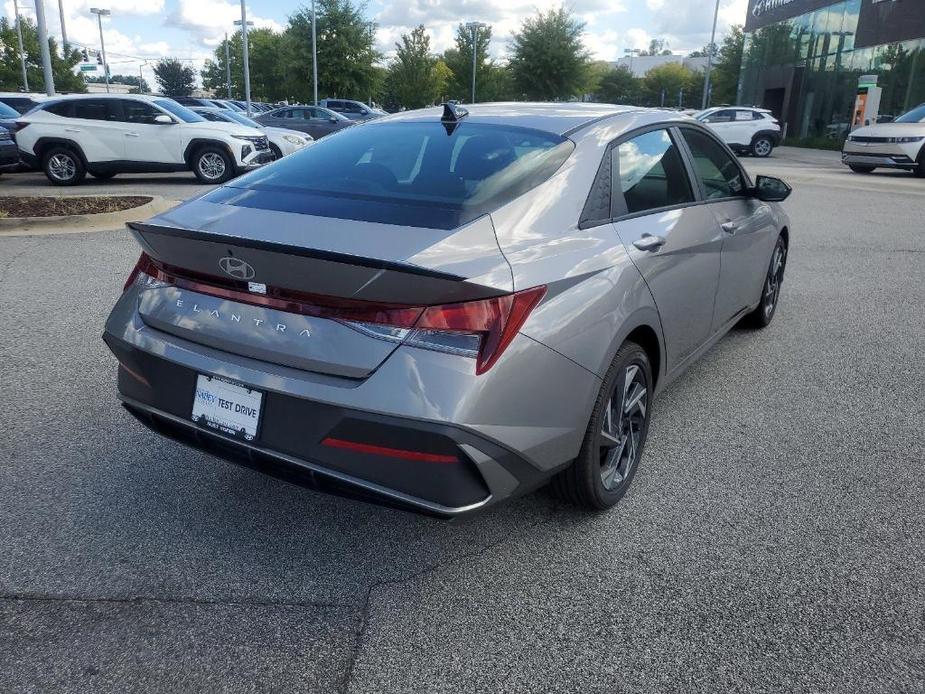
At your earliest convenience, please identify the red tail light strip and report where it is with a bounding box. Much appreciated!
[127,252,546,374]
[321,437,459,464]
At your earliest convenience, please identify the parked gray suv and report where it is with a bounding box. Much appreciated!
[104,103,792,517]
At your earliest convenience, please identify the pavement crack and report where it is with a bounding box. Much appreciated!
[0,592,348,611]
[337,500,562,693]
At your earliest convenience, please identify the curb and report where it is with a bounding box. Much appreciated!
[0,196,180,237]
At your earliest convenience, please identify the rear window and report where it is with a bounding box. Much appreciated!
[212,121,574,229]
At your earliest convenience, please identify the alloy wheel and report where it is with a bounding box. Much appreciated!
[763,242,786,319]
[754,138,772,157]
[599,364,648,491]
[48,153,76,181]
[198,152,227,180]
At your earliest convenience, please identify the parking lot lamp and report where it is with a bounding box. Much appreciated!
[702,0,720,109]
[465,21,486,104]
[35,0,56,94]
[90,8,111,94]
[13,0,28,92]
[235,3,253,116]
[225,33,232,99]
[312,0,318,105]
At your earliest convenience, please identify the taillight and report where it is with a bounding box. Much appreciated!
[122,251,545,375]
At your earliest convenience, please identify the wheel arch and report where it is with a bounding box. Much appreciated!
[752,129,780,146]
[33,137,89,166]
[183,138,235,167]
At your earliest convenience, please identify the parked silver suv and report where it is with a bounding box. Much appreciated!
[104,103,792,517]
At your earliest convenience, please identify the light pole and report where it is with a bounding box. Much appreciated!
[225,32,232,99]
[367,22,374,107]
[234,7,253,116]
[13,0,28,92]
[58,0,68,53]
[311,0,318,105]
[91,8,111,94]
[138,60,148,93]
[702,0,721,109]
[35,0,56,94]
[465,21,486,104]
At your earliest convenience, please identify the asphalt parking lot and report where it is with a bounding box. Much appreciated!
[1,148,924,693]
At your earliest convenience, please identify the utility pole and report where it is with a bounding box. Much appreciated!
[35,0,56,95]
[58,0,69,53]
[13,0,29,92]
[702,0,721,109]
[225,33,232,99]
[91,8,111,93]
[234,13,254,116]
[465,22,486,104]
[138,61,148,93]
[311,0,318,105]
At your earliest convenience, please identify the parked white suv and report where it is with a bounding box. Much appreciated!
[842,103,925,176]
[695,107,782,158]
[15,94,273,186]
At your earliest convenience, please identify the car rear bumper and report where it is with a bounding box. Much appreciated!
[105,334,557,518]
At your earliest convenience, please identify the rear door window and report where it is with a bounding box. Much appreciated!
[211,122,574,230]
[71,99,117,121]
[614,129,694,215]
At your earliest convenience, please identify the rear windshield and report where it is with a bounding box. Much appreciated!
[211,121,574,229]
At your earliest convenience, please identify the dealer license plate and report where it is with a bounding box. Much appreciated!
[191,375,262,441]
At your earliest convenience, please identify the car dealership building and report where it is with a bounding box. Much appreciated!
[738,0,925,140]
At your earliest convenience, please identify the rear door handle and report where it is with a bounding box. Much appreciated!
[64,128,81,133]
[633,234,666,251]
[721,221,739,234]
[125,132,140,138]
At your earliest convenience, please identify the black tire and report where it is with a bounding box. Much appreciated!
[914,148,925,178]
[743,234,787,329]
[551,341,652,510]
[849,164,875,174]
[751,135,774,158]
[269,143,283,161]
[192,146,235,184]
[42,146,86,186]
[91,171,117,180]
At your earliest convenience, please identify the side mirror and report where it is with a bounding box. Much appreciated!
[329,117,337,123]
[752,175,792,202]
[877,115,894,124]
[153,114,174,125]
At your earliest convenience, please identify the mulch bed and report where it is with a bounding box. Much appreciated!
[0,196,152,218]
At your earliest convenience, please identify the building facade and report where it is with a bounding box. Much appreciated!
[738,0,925,141]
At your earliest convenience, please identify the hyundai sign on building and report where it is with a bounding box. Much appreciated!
[738,0,925,141]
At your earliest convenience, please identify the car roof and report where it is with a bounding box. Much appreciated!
[371,102,649,136]
[39,93,163,102]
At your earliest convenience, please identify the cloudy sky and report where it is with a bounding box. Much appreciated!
[5,0,748,89]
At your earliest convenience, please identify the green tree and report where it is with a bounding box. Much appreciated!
[279,0,379,103]
[508,7,590,101]
[593,65,642,104]
[202,28,285,101]
[0,17,86,93]
[153,57,195,96]
[442,22,505,103]
[640,38,672,56]
[643,62,698,107]
[86,74,150,93]
[710,25,744,105]
[386,25,446,109]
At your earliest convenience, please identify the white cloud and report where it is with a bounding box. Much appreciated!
[168,0,283,47]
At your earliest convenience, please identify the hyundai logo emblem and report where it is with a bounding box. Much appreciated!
[219,256,255,280]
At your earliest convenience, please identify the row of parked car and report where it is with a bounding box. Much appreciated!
[0,92,386,186]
